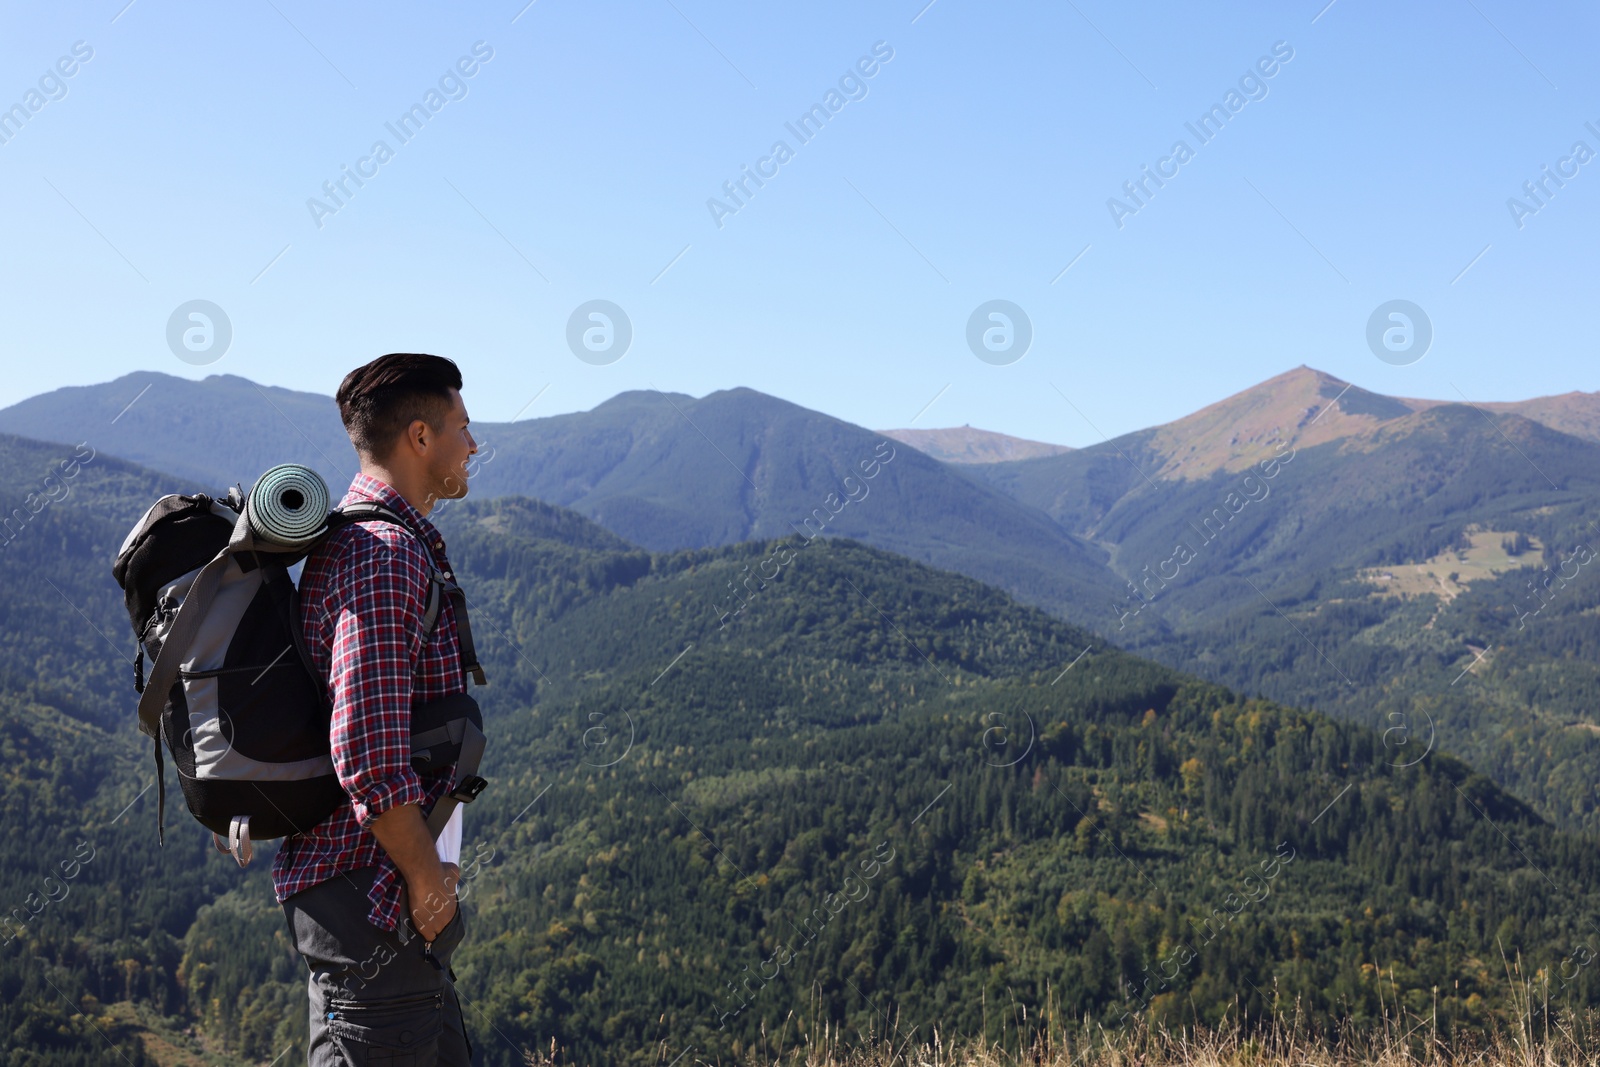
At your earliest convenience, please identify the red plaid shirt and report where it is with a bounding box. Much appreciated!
[272,472,466,929]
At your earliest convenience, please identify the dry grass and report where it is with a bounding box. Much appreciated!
[685,1009,1600,1067]
[1357,526,1541,602]
[524,972,1600,1067]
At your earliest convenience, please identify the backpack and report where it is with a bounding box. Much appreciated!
[112,466,489,867]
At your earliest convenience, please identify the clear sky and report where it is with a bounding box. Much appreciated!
[0,0,1595,446]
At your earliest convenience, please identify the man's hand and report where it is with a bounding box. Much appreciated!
[410,862,462,940]
[369,803,458,941]
[407,871,458,942]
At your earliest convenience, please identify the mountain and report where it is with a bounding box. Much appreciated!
[877,425,1072,464]
[12,367,1600,842]
[463,387,1123,618]
[1473,389,1600,444]
[0,371,359,493]
[6,430,1600,1066]
[1025,365,1600,485]
[962,365,1600,493]
[0,373,1124,623]
[971,368,1600,834]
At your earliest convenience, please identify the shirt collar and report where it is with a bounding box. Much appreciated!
[341,471,448,559]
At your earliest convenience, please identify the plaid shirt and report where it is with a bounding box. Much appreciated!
[272,472,466,930]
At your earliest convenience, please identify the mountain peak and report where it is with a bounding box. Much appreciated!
[1141,366,1420,479]
[1103,365,1600,482]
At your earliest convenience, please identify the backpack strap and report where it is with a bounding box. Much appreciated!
[440,580,487,687]
[329,500,410,530]
[135,510,260,846]
[153,736,166,848]
[134,544,237,741]
[421,573,443,634]
[330,502,487,686]
[409,692,489,840]
[421,718,487,839]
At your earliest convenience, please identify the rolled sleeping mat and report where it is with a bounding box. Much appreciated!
[245,463,330,548]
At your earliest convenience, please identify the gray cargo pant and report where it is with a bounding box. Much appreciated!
[282,865,471,1066]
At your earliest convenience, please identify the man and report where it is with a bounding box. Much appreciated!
[275,353,481,1066]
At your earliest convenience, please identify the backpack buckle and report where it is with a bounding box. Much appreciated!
[450,775,488,803]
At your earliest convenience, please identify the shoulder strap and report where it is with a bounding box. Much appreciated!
[441,580,487,687]
[421,573,444,635]
[329,502,487,686]
[329,500,410,529]
[330,504,442,635]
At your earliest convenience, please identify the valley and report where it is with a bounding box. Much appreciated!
[5,366,1600,1064]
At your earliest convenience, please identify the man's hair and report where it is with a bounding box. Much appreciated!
[336,353,463,459]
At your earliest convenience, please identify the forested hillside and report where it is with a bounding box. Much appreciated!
[974,393,1600,835]
[0,435,261,1065]
[8,428,1600,1065]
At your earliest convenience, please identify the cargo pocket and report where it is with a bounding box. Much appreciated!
[324,989,444,1066]
[434,900,466,956]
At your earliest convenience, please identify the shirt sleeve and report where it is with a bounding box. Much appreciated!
[325,529,434,827]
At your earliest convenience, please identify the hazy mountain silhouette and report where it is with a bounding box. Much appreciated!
[0,373,1122,622]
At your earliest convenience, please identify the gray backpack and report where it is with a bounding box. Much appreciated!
[112,472,488,866]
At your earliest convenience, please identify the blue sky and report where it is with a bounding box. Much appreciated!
[0,0,1595,446]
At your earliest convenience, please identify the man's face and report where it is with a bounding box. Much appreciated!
[426,388,477,503]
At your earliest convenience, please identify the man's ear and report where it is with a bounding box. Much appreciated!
[404,417,432,455]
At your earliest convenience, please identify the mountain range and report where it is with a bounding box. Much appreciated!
[7,366,1600,841]
[0,372,1123,623]
[5,424,1600,1066]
